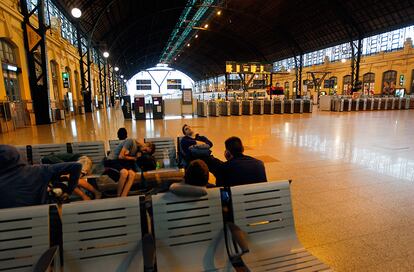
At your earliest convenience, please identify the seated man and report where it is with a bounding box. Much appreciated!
[180,124,221,175]
[105,138,155,196]
[0,145,82,208]
[216,137,267,187]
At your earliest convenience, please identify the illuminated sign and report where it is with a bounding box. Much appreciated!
[226,61,272,74]
[62,72,70,88]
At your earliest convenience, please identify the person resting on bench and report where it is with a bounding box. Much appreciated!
[104,139,155,196]
[0,144,82,208]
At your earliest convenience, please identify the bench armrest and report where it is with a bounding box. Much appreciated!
[33,245,60,272]
[226,222,249,256]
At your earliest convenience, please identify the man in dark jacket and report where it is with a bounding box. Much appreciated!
[180,124,222,176]
[0,145,81,208]
[216,137,267,187]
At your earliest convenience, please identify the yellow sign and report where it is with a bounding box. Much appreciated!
[226,61,272,74]
[27,25,41,51]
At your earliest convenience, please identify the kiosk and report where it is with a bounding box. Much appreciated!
[134,95,146,120]
[152,95,164,119]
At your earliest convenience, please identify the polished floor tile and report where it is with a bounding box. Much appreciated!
[2,107,414,271]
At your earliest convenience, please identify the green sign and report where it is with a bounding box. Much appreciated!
[62,72,70,88]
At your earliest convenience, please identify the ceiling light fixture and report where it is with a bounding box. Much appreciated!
[204,24,209,29]
[217,10,222,16]
[114,67,119,72]
[195,34,198,38]
[123,79,127,83]
[103,51,109,58]
[71,8,82,18]
[187,43,190,47]
[120,75,124,79]
[341,58,346,63]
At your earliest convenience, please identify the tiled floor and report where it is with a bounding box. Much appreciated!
[2,107,414,271]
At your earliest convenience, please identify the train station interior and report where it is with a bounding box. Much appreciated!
[1,0,414,271]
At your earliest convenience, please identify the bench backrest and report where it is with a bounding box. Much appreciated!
[30,143,68,164]
[151,188,226,271]
[0,205,50,272]
[15,145,28,163]
[144,137,176,165]
[71,141,106,164]
[62,196,143,272]
[230,181,298,245]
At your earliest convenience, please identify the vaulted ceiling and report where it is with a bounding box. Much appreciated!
[57,0,414,80]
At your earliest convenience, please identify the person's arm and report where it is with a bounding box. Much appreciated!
[195,134,213,147]
[181,137,196,158]
[48,162,82,193]
[118,139,137,160]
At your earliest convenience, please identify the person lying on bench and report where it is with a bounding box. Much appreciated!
[216,137,267,187]
[181,124,222,177]
[105,139,155,196]
[0,144,82,208]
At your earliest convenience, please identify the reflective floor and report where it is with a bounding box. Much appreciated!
[2,107,414,271]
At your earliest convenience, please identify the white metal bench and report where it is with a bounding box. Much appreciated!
[70,141,106,164]
[15,145,29,163]
[62,196,144,272]
[144,137,177,167]
[151,188,228,272]
[229,181,330,271]
[0,205,58,272]
[30,143,68,164]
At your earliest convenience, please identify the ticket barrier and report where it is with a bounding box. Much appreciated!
[351,99,359,111]
[294,99,304,113]
[152,95,164,119]
[253,100,264,115]
[264,100,274,114]
[303,99,313,113]
[242,100,253,115]
[284,99,294,114]
[343,98,352,111]
[410,98,414,109]
[358,99,367,111]
[394,98,402,110]
[401,98,410,110]
[366,98,374,110]
[332,98,344,112]
[379,98,387,110]
[389,98,396,110]
[373,98,381,110]
[384,98,394,110]
[231,101,242,115]
[274,100,284,114]
[219,101,231,116]
[197,101,208,117]
[208,101,220,117]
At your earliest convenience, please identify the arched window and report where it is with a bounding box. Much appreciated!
[343,75,352,95]
[1,39,21,101]
[363,72,375,95]
[410,69,414,95]
[382,70,397,95]
[50,60,61,105]
[0,39,17,64]
[284,81,290,98]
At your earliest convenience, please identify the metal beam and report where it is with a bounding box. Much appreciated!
[76,28,92,112]
[350,38,363,90]
[294,54,303,99]
[20,0,51,124]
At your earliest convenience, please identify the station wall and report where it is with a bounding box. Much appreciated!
[0,0,105,128]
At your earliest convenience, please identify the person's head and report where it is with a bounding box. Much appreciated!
[117,128,128,140]
[224,136,244,160]
[182,124,194,137]
[141,142,155,155]
[184,159,209,187]
[0,145,25,173]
